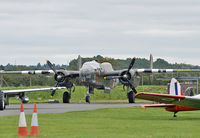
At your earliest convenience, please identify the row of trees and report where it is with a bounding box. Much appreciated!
[1,63,68,71]
[68,55,200,70]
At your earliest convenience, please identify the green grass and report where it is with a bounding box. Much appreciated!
[1,107,200,138]
[3,85,167,104]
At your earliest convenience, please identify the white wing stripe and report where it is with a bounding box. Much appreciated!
[2,87,66,94]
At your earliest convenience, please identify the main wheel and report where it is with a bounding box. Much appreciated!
[63,91,71,103]
[128,91,135,103]
[85,95,90,104]
[0,91,5,110]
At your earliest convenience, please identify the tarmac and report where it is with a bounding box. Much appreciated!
[0,103,144,117]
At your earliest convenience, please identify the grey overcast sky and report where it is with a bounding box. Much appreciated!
[0,0,200,65]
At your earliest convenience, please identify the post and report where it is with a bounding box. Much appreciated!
[30,77,32,86]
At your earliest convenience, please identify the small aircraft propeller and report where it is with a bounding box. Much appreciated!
[104,57,137,93]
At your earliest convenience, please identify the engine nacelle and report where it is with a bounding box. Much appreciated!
[21,96,29,103]
[54,71,66,83]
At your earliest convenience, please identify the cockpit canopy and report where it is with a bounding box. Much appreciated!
[100,62,113,72]
[80,60,101,75]
[80,60,114,75]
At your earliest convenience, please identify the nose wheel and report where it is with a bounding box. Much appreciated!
[173,112,178,117]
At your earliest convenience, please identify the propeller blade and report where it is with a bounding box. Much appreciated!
[51,83,58,97]
[104,76,121,80]
[124,78,137,93]
[51,90,56,97]
[127,57,136,73]
[46,60,57,74]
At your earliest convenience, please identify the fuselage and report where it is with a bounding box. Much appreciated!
[79,60,119,89]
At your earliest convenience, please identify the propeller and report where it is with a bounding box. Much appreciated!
[127,57,136,74]
[46,60,57,74]
[46,60,66,83]
[46,60,66,97]
[104,57,137,93]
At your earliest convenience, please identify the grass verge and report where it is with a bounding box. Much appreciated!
[0,107,200,138]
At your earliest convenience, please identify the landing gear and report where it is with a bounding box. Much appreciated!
[126,86,135,103]
[21,96,29,103]
[85,95,90,104]
[85,86,91,104]
[128,91,135,103]
[19,93,29,103]
[0,91,5,110]
[173,112,178,117]
[63,91,71,103]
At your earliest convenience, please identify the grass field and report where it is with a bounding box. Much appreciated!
[1,107,200,138]
[3,85,167,104]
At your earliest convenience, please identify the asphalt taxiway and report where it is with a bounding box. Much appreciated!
[0,103,144,117]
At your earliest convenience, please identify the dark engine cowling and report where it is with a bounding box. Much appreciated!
[119,70,132,86]
[54,71,66,83]
[54,71,74,88]
[21,96,29,103]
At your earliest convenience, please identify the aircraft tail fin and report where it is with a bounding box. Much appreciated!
[149,54,153,83]
[77,55,82,71]
[170,78,184,96]
[149,54,153,70]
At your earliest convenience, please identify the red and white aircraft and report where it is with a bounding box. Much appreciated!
[135,78,200,117]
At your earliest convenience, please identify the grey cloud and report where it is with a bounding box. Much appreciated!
[0,0,200,65]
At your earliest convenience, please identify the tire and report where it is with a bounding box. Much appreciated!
[85,95,90,104]
[128,91,135,103]
[63,92,71,103]
[0,91,5,110]
[21,96,29,104]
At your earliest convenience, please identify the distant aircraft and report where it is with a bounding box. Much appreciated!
[1,56,200,104]
[0,87,65,110]
[135,78,200,117]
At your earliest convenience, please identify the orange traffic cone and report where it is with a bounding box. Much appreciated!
[18,104,28,136]
[30,104,39,135]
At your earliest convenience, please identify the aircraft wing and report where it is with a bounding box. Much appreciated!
[135,92,200,109]
[0,70,54,75]
[0,70,80,77]
[141,104,175,109]
[103,68,200,79]
[135,69,200,74]
[135,92,185,104]
[2,87,66,94]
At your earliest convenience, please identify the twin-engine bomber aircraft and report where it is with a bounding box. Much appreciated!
[1,57,200,105]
